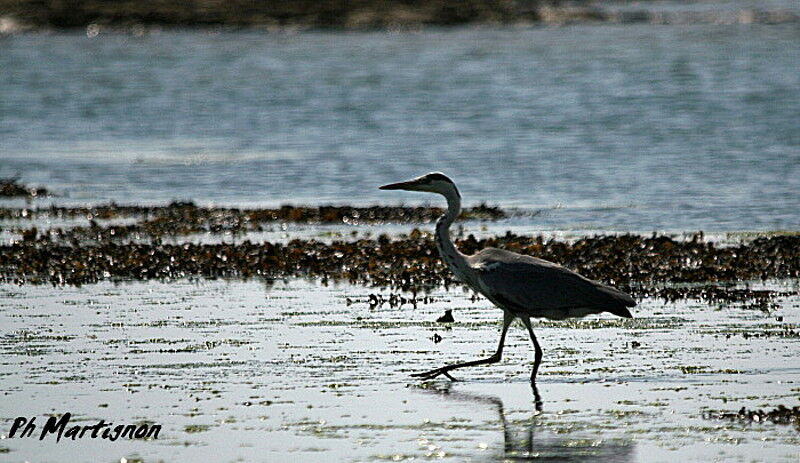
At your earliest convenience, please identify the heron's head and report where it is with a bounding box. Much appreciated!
[379,172,460,198]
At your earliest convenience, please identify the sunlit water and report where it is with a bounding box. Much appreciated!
[1,24,799,232]
[1,280,798,462]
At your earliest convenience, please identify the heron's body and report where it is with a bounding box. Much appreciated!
[380,172,635,382]
[469,248,634,320]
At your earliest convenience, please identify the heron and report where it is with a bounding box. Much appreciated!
[380,172,635,383]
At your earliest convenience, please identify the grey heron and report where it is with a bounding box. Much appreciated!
[380,172,635,383]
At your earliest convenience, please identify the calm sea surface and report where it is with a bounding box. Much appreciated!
[1,24,799,232]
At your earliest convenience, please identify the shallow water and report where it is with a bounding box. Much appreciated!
[1,279,798,462]
[2,24,800,232]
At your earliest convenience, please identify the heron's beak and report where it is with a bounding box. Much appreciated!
[379,179,423,191]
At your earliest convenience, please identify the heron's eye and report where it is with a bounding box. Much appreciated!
[425,173,450,183]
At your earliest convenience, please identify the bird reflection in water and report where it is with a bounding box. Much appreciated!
[417,383,634,462]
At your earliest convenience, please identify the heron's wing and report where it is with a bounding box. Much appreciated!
[470,248,634,320]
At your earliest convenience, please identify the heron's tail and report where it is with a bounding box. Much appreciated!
[595,283,635,318]
[608,305,634,318]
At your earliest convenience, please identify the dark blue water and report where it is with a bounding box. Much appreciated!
[1,24,798,231]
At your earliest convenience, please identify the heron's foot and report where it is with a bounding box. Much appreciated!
[411,353,502,381]
[411,366,459,381]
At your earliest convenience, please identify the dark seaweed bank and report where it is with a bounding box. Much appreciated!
[0,0,797,31]
[705,406,800,431]
[1,0,534,30]
[3,232,798,290]
[1,202,798,309]
[0,201,504,232]
[0,178,48,198]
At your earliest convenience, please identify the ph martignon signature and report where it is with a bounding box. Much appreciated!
[8,413,161,442]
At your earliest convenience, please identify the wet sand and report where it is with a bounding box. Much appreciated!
[1,279,798,461]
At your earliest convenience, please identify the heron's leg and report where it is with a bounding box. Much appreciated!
[520,316,543,383]
[412,311,514,381]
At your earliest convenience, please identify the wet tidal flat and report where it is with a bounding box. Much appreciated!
[1,279,798,462]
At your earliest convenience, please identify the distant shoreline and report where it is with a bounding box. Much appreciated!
[1,0,798,33]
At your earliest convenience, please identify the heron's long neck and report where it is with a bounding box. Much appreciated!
[435,189,467,274]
